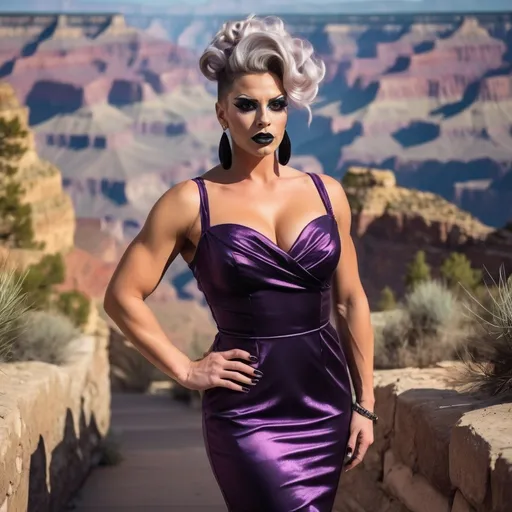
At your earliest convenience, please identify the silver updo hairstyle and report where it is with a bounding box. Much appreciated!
[199,14,326,128]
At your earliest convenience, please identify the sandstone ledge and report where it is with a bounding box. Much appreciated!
[0,333,111,512]
[334,365,512,512]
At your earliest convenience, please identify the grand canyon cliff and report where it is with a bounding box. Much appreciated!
[0,81,75,265]
[0,12,511,227]
[344,166,512,305]
[1,12,511,311]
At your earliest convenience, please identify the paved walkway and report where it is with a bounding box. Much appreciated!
[72,392,227,511]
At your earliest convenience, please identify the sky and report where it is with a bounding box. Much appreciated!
[1,0,511,13]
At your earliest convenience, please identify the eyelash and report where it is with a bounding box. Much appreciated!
[234,99,288,112]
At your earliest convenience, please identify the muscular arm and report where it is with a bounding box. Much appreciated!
[322,175,375,409]
[103,179,199,385]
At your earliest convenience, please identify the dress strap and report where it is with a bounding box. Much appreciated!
[191,177,210,233]
[307,172,334,216]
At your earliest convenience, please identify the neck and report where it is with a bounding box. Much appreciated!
[229,142,281,183]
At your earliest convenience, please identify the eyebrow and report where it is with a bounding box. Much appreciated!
[234,94,286,102]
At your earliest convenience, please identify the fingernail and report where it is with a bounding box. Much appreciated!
[254,369,263,377]
[249,355,258,362]
[251,378,260,384]
[242,386,250,392]
[347,448,353,456]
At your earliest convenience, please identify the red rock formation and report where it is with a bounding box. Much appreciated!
[342,167,512,306]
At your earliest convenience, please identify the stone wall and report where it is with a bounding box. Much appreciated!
[0,321,111,512]
[334,365,512,512]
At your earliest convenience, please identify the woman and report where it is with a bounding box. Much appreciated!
[103,14,376,512]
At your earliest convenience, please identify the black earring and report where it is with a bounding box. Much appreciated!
[219,128,232,169]
[278,129,291,165]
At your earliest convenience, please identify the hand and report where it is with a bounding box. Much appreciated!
[344,408,375,472]
[182,348,262,393]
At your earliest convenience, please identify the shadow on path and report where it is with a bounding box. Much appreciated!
[70,392,227,512]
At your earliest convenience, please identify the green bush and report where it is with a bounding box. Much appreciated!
[441,252,482,293]
[375,280,467,369]
[8,310,81,365]
[0,115,41,250]
[0,261,31,362]
[455,266,512,399]
[404,250,431,292]
[377,286,397,311]
[16,253,65,310]
[54,290,91,328]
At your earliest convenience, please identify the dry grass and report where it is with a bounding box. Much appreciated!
[8,310,81,365]
[453,265,512,399]
[0,260,31,363]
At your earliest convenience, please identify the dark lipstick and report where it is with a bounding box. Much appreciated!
[251,132,274,145]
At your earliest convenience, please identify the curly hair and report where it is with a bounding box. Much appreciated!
[199,14,326,127]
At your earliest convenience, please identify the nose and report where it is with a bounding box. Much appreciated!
[257,107,271,127]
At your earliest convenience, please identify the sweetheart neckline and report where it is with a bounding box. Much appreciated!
[188,213,335,269]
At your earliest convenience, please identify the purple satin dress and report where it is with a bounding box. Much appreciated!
[189,172,352,512]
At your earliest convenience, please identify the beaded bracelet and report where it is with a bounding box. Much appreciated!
[352,402,378,423]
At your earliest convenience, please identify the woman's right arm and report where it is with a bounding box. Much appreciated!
[103,179,259,392]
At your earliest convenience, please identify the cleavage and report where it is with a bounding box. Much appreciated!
[210,214,327,255]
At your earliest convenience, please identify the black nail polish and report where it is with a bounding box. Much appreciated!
[249,355,258,362]
[242,386,250,392]
[254,369,263,377]
[251,378,260,384]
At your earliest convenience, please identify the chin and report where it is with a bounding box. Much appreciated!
[256,147,275,156]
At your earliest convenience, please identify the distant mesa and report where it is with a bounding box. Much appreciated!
[341,165,492,242]
[342,166,396,189]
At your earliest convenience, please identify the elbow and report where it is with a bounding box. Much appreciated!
[103,286,143,319]
[102,291,116,318]
[103,285,122,319]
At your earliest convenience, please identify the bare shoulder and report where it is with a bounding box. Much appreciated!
[315,173,349,205]
[143,178,200,235]
[156,178,199,212]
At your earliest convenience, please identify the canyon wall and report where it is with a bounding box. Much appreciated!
[344,167,512,305]
[1,12,512,307]
[1,12,512,229]
[0,82,75,264]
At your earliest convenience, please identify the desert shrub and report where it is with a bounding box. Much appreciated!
[375,280,467,369]
[377,286,397,311]
[54,290,91,328]
[8,309,81,365]
[0,262,31,362]
[16,253,65,310]
[13,253,89,328]
[440,252,482,294]
[406,280,458,337]
[404,250,431,292]
[454,266,512,399]
[374,309,412,368]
